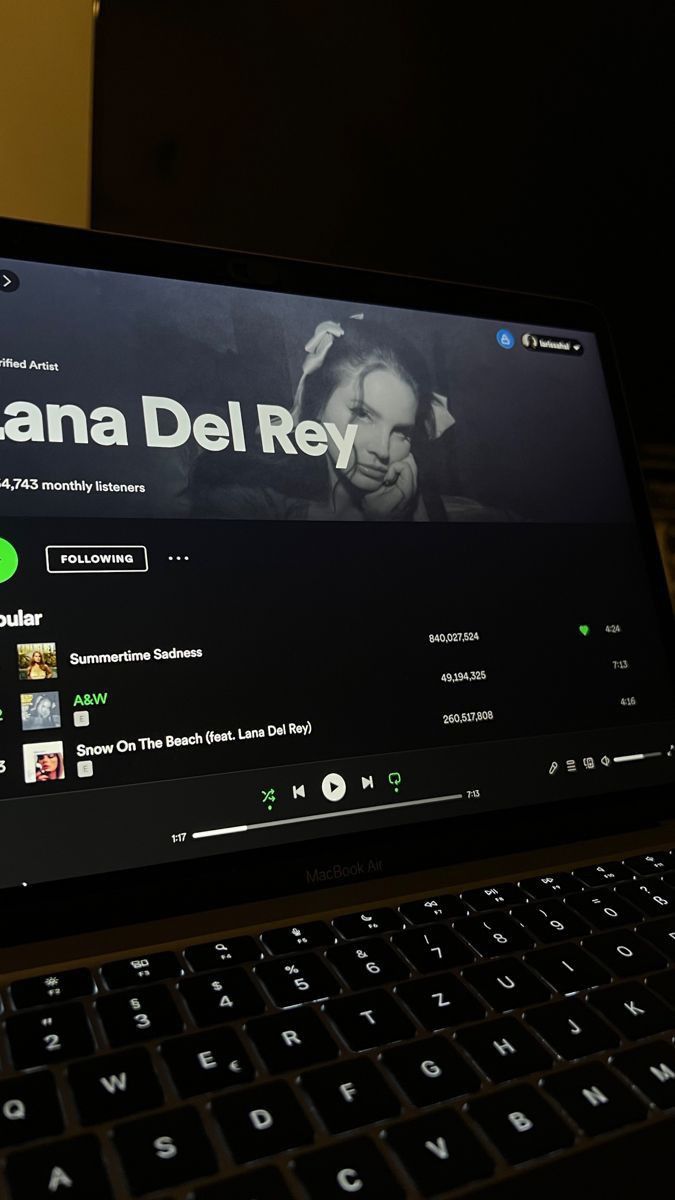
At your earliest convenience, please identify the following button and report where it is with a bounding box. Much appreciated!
[45,545,148,574]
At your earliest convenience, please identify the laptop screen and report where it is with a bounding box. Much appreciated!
[0,252,673,893]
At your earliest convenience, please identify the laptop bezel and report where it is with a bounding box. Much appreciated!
[0,216,673,946]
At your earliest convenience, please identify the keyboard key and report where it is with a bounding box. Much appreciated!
[113,1105,217,1193]
[449,1117,675,1198]
[612,1041,675,1108]
[565,887,641,929]
[101,951,182,989]
[325,940,408,990]
[640,915,675,959]
[391,924,472,973]
[573,860,634,886]
[623,851,672,875]
[583,929,667,976]
[455,914,533,956]
[293,1138,404,1199]
[462,958,550,1011]
[617,878,675,915]
[0,1072,63,1147]
[511,900,589,943]
[543,1062,647,1134]
[525,943,610,993]
[184,937,261,972]
[260,922,333,955]
[246,1007,339,1070]
[399,893,467,924]
[396,972,484,1030]
[385,1108,494,1193]
[468,1083,574,1163]
[332,908,403,938]
[255,953,340,1006]
[196,1167,293,1199]
[324,989,414,1051]
[588,982,675,1038]
[299,1058,399,1133]
[9,968,94,1010]
[525,998,618,1058]
[518,873,583,898]
[456,1017,552,1082]
[68,1047,163,1123]
[180,968,265,1026]
[160,1028,254,1097]
[381,1036,479,1106]
[461,883,522,911]
[649,968,675,1006]
[6,1003,94,1068]
[97,984,182,1046]
[6,1135,113,1199]
[212,1081,313,1163]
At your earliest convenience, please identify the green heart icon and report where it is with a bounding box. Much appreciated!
[0,537,18,584]
[579,624,590,637]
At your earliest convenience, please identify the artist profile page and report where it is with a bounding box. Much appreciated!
[0,258,673,889]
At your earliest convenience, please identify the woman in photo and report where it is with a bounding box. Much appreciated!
[34,750,64,782]
[193,318,454,521]
[26,649,54,680]
[24,694,60,730]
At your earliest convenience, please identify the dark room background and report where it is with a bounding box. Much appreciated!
[91,0,675,588]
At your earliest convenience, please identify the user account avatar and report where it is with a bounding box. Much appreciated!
[21,692,61,731]
[23,740,65,783]
[17,642,58,681]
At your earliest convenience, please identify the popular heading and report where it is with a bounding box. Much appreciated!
[0,398,357,469]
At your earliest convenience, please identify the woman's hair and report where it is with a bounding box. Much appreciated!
[31,650,43,661]
[297,320,434,448]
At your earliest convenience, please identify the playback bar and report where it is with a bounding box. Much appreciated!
[192,791,463,841]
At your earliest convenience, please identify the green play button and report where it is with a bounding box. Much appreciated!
[0,538,19,583]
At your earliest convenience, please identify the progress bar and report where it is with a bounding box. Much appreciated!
[613,751,663,763]
[192,792,463,841]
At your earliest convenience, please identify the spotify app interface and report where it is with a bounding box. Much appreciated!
[0,256,673,890]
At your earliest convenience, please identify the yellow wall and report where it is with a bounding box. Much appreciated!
[0,0,95,227]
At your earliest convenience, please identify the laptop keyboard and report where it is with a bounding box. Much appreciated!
[2,850,675,1197]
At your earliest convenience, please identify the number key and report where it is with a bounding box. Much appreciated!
[454,914,533,957]
[180,968,265,1027]
[566,887,641,930]
[511,900,589,943]
[255,954,340,1007]
[6,1003,94,1069]
[391,925,472,973]
[97,985,182,1047]
[325,939,408,990]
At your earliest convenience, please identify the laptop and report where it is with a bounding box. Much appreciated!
[0,216,674,1200]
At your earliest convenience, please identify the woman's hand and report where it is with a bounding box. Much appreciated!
[362,454,418,519]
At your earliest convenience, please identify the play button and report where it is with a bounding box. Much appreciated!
[321,772,347,803]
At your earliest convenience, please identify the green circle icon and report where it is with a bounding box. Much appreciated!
[0,538,19,583]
